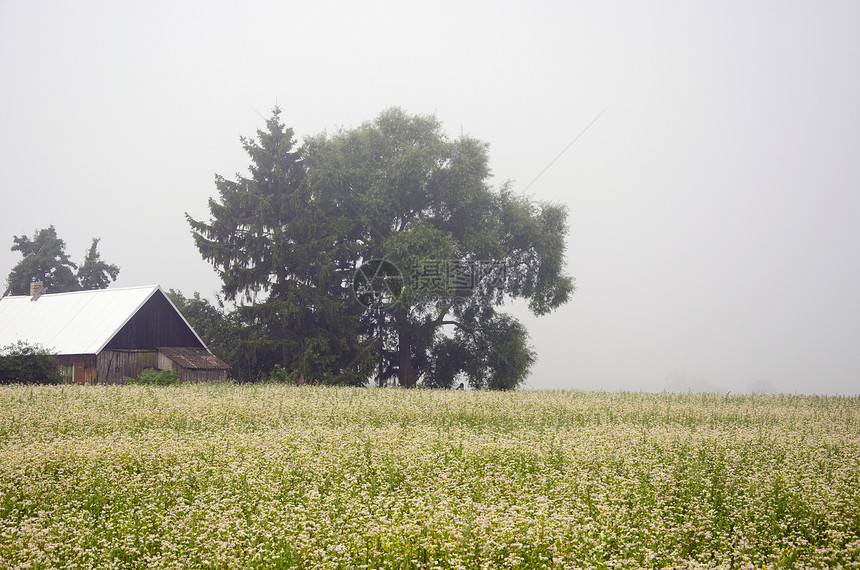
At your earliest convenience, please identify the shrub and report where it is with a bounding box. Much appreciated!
[125,368,181,386]
[0,341,64,384]
[267,365,318,385]
[268,364,296,384]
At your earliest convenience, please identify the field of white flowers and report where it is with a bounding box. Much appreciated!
[0,384,858,569]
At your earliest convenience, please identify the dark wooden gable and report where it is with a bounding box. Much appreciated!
[103,290,203,351]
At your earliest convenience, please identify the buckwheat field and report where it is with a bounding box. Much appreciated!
[0,384,858,569]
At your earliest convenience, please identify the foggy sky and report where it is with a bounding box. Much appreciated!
[2,1,859,394]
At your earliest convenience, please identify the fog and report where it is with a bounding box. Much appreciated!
[2,1,858,394]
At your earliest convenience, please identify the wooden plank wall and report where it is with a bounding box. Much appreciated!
[97,350,158,384]
[182,369,228,383]
[57,355,97,385]
[103,292,203,351]
[157,352,228,383]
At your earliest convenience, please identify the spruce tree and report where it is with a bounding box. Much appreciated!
[187,108,373,383]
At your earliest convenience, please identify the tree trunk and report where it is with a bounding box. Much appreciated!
[397,328,418,388]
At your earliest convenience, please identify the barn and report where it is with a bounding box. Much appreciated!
[0,284,229,384]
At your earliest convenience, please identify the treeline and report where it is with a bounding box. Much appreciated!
[4,107,574,389]
[181,107,573,388]
[3,226,119,296]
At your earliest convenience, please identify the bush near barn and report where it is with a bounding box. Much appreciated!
[0,341,63,384]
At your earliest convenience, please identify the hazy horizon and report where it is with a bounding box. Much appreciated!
[2,1,858,395]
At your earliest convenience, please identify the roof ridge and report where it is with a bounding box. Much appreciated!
[0,285,160,300]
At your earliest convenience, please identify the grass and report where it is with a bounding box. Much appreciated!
[0,384,858,568]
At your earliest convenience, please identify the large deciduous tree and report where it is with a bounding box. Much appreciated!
[304,108,573,389]
[4,226,120,295]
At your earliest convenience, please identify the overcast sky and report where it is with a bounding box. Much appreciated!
[2,1,858,394]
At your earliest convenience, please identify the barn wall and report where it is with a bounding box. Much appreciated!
[97,350,158,384]
[57,355,97,385]
[103,292,203,351]
[181,369,228,383]
[157,352,228,383]
[156,351,174,372]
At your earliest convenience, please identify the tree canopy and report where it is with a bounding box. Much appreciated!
[77,238,120,290]
[189,107,574,389]
[4,227,120,296]
[186,109,373,384]
[166,289,247,380]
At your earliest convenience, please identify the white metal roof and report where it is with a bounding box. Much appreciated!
[0,285,204,355]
